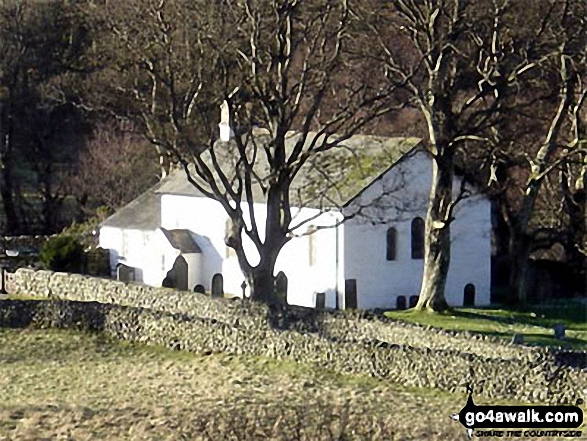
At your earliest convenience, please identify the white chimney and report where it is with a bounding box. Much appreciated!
[218,100,234,141]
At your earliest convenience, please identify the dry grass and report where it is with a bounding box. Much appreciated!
[0,328,581,440]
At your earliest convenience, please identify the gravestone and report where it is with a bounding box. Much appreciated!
[396,295,406,310]
[194,284,205,294]
[511,333,524,345]
[211,273,224,298]
[117,264,135,282]
[171,256,188,291]
[553,323,566,340]
[274,271,288,305]
[463,283,476,307]
[162,275,174,288]
[409,295,419,308]
[344,279,358,309]
[315,292,326,310]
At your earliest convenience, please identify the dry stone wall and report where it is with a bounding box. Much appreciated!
[3,268,586,404]
[0,299,584,405]
[5,268,570,360]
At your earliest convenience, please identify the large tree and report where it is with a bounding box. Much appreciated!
[360,0,585,310]
[0,0,90,234]
[82,0,397,302]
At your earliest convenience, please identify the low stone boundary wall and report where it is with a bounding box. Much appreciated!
[4,268,568,363]
[0,299,584,405]
[0,235,52,252]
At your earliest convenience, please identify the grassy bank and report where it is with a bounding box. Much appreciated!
[385,301,587,348]
[0,328,473,440]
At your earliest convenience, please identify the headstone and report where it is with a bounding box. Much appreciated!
[315,292,325,310]
[211,273,224,298]
[194,284,205,294]
[274,271,288,305]
[409,295,419,308]
[117,264,135,282]
[162,275,174,288]
[463,283,475,307]
[553,323,566,340]
[171,256,188,291]
[344,279,358,309]
[396,295,406,310]
[511,333,524,345]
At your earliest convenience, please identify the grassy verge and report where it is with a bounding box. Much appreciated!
[385,301,587,349]
[2,327,562,440]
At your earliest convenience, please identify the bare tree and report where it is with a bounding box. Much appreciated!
[484,1,587,303]
[66,122,159,215]
[359,0,586,310]
[0,0,90,234]
[83,0,397,303]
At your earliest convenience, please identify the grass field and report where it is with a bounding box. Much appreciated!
[0,328,476,440]
[385,301,587,348]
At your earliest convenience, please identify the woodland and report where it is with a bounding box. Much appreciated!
[0,0,584,308]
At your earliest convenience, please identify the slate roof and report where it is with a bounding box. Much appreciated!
[160,228,202,253]
[100,184,162,231]
[154,133,420,205]
[101,133,421,230]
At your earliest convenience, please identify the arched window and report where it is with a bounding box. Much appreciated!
[463,283,476,307]
[386,227,397,261]
[411,217,425,259]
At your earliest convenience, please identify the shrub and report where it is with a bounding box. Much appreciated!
[39,235,85,273]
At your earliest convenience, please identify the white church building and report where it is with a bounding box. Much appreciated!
[99,133,492,310]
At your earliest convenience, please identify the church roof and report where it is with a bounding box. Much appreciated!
[101,133,421,230]
[100,185,162,231]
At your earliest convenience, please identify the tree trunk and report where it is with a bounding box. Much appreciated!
[247,260,277,304]
[0,120,19,234]
[507,232,532,304]
[416,153,453,312]
[0,166,18,235]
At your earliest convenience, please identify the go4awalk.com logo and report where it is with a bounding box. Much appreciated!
[451,387,584,439]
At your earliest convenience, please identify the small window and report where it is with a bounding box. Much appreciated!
[386,227,397,261]
[411,217,425,259]
[409,295,419,308]
[464,283,476,307]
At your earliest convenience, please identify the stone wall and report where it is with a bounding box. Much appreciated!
[0,299,584,405]
[4,268,570,360]
[3,268,586,404]
[0,235,52,252]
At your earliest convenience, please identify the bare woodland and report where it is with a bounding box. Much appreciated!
[0,0,584,308]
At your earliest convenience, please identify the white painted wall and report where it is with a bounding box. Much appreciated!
[342,150,491,309]
[99,227,165,286]
[101,148,491,310]
[160,194,342,307]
